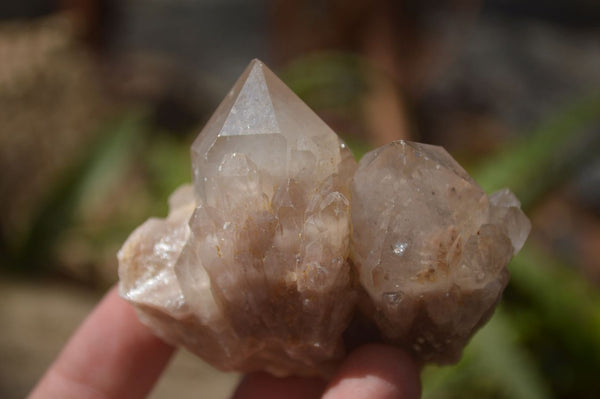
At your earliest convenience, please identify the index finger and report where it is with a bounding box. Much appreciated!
[28,286,175,399]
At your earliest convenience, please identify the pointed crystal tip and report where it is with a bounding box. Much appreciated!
[191,59,344,201]
[219,60,279,137]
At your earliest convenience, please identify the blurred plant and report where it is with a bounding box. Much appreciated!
[281,52,369,112]
[2,113,145,273]
[473,94,600,210]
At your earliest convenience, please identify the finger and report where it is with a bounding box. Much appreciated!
[323,344,421,399]
[232,372,326,399]
[29,286,175,399]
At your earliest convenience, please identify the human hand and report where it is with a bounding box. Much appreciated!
[233,345,421,399]
[29,287,420,399]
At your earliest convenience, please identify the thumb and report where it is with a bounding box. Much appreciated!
[323,344,421,399]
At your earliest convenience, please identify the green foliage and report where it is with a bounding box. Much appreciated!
[143,133,193,216]
[424,309,551,399]
[10,112,146,272]
[280,52,369,111]
[472,94,600,209]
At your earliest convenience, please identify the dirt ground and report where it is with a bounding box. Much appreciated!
[0,278,240,399]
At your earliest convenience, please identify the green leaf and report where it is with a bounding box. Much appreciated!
[143,133,192,215]
[280,52,368,110]
[469,309,552,399]
[472,93,600,209]
[509,245,600,363]
[343,137,372,161]
[423,309,551,399]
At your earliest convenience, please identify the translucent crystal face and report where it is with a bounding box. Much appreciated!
[118,59,531,375]
[192,60,345,207]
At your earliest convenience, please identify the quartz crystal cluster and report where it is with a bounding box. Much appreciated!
[118,59,531,376]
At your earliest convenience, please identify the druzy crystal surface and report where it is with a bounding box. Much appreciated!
[118,59,530,376]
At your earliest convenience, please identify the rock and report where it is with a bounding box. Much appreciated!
[351,141,530,362]
[120,59,357,376]
[118,59,530,376]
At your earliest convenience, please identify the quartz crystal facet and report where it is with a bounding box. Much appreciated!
[118,59,531,376]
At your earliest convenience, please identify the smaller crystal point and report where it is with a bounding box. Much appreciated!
[489,188,532,253]
[118,184,194,318]
[350,140,529,363]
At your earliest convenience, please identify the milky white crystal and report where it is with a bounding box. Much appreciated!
[118,59,530,376]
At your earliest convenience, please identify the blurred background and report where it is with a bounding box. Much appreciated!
[1,0,599,397]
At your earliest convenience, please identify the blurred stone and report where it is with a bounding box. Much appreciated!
[119,59,530,376]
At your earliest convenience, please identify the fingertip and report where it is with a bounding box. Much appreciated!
[232,372,326,399]
[323,344,421,399]
[29,286,175,399]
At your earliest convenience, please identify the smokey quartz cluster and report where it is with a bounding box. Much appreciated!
[118,59,531,376]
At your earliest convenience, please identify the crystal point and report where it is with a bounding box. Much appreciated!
[350,140,528,363]
[219,60,279,137]
[122,60,356,376]
[118,60,530,376]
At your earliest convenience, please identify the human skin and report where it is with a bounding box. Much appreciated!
[29,287,421,399]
